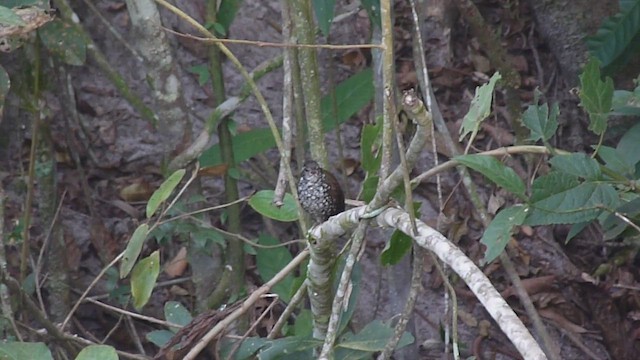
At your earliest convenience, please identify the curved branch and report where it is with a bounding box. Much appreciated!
[310,206,547,360]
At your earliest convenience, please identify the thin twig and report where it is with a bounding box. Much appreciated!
[163,27,384,49]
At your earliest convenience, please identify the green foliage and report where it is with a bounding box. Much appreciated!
[146,301,194,348]
[361,0,381,28]
[459,72,501,144]
[200,68,374,167]
[587,0,640,70]
[0,6,26,26]
[131,250,160,310]
[481,205,528,264]
[579,58,614,135]
[0,342,52,360]
[120,224,150,278]
[612,77,640,115]
[455,154,526,200]
[75,345,118,360]
[256,234,297,303]
[522,89,558,142]
[313,0,336,36]
[217,0,243,35]
[248,190,299,222]
[464,56,640,262]
[38,19,87,66]
[380,230,413,266]
[229,320,413,360]
[146,169,186,218]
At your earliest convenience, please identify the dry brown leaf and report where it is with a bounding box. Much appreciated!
[120,180,153,202]
[199,164,229,177]
[165,247,188,278]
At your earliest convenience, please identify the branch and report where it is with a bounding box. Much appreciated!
[310,207,547,360]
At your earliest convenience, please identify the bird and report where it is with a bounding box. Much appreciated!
[297,160,345,224]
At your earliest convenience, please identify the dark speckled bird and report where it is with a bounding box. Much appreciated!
[297,160,345,224]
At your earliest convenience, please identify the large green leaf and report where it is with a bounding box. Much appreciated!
[337,319,414,352]
[455,154,526,199]
[256,234,295,303]
[39,19,87,66]
[217,0,243,35]
[248,190,299,222]
[0,65,9,114]
[0,342,52,360]
[522,89,559,142]
[0,6,25,26]
[481,205,528,264]
[164,301,193,328]
[616,121,640,169]
[200,69,373,167]
[146,169,186,219]
[257,337,319,360]
[119,224,150,279]
[549,153,601,180]
[597,146,635,177]
[525,182,619,225]
[380,230,413,266]
[612,85,640,116]
[579,58,614,135]
[75,345,118,360]
[587,0,640,69]
[313,0,335,36]
[459,72,501,143]
[131,251,160,310]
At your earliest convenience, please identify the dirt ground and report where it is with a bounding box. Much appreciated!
[1,0,639,359]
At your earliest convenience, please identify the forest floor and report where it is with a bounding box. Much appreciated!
[0,0,639,359]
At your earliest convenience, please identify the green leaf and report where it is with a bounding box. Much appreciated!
[131,250,160,310]
[0,342,52,360]
[361,121,382,173]
[257,337,319,360]
[313,0,336,36]
[221,337,270,359]
[337,319,414,351]
[586,0,640,69]
[164,301,192,328]
[601,196,640,240]
[217,0,243,35]
[361,0,381,28]
[361,175,379,203]
[119,224,150,278]
[200,69,373,167]
[256,234,295,303]
[525,182,619,226]
[248,190,299,222]
[380,230,413,266]
[598,146,635,177]
[522,89,559,142]
[0,65,9,113]
[481,205,528,264]
[75,345,118,360]
[293,309,313,337]
[549,153,601,180]
[612,85,640,116]
[0,6,26,26]
[38,19,87,66]
[455,154,526,199]
[616,121,640,169]
[579,57,614,135]
[459,72,501,142]
[146,330,174,348]
[187,64,211,86]
[146,169,186,218]
[530,171,579,203]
